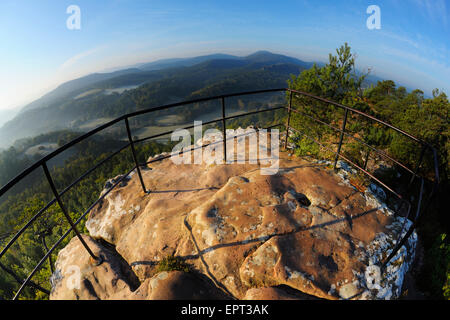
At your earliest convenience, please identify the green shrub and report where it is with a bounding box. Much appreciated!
[418,233,450,299]
[291,134,320,158]
[157,255,190,273]
[435,234,450,300]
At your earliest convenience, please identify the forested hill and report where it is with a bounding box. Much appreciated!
[18,68,143,114]
[0,51,314,149]
[0,44,448,300]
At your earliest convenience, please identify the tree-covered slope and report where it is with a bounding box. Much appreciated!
[0,52,311,148]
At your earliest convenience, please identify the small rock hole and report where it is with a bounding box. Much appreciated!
[296,193,311,207]
[287,189,311,207]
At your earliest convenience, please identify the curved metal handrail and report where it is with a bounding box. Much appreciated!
[0,88,439,299]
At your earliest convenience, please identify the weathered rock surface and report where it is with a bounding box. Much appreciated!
[122,270,229,300]
[50,235,140,300]
[51,130,416,300]
[50,236,227,300]
[243,286,322,300]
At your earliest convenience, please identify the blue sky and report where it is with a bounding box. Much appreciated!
[0,0,449,110]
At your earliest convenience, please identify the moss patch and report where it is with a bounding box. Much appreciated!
[157,255,190,273]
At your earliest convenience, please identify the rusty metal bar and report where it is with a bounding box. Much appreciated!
[41,162,99,262]
[125,118,148,194]
[409,145,426,186]
[0,144,129,264]
[133,106,285,145]
[287,88,429,146]
[221,97,227,163]
[0,88,436,200]
[0,198,56,260]
[9,165,137,299]
[12,214,84,299]
[37,234,54,274]
[381,178,426,270]
[143,123,283,167]
[288,125,408,202]
[0,88,440,299]
[334,108,349,170]
[287,107,417,175]
[0,261,50,296]
[363,148,371,170]
[284,90,293,150]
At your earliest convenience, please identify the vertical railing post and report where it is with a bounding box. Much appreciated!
[40,234,54,273]
[284,90,293,150]
[42,163,100,263]
[382,179,424,271]
[125,118,148,194]
[409,144,426,186]
[221,97,227,163]
[0,261,50,296]
[334,108,349,170]
[363,148,371,170]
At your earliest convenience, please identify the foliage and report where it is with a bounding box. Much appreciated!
[0,132,173,299]
[417,233,450,300]
[291,135,320,158]
[0,44,448,300]
[157,255,190,273]
[287,43,449,299]
[0,54,308,149]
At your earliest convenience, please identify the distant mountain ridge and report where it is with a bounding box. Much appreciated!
[0,109,18,129]
[17,51,312,114]
[19,68,143,114]
[0,51,383,149]
[135,53,242,71]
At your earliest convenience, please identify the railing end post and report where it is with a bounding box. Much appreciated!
[221,97,227,163]
[284,91,293,150]
[90,254,104,266]
[125,118,148,194]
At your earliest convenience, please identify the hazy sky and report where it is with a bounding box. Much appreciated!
[0,0,449,111]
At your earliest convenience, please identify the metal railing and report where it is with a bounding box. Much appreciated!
[283,89,440,270]
[0,88,439,299]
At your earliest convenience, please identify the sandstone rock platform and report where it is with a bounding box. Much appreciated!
[50,129,416,300]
